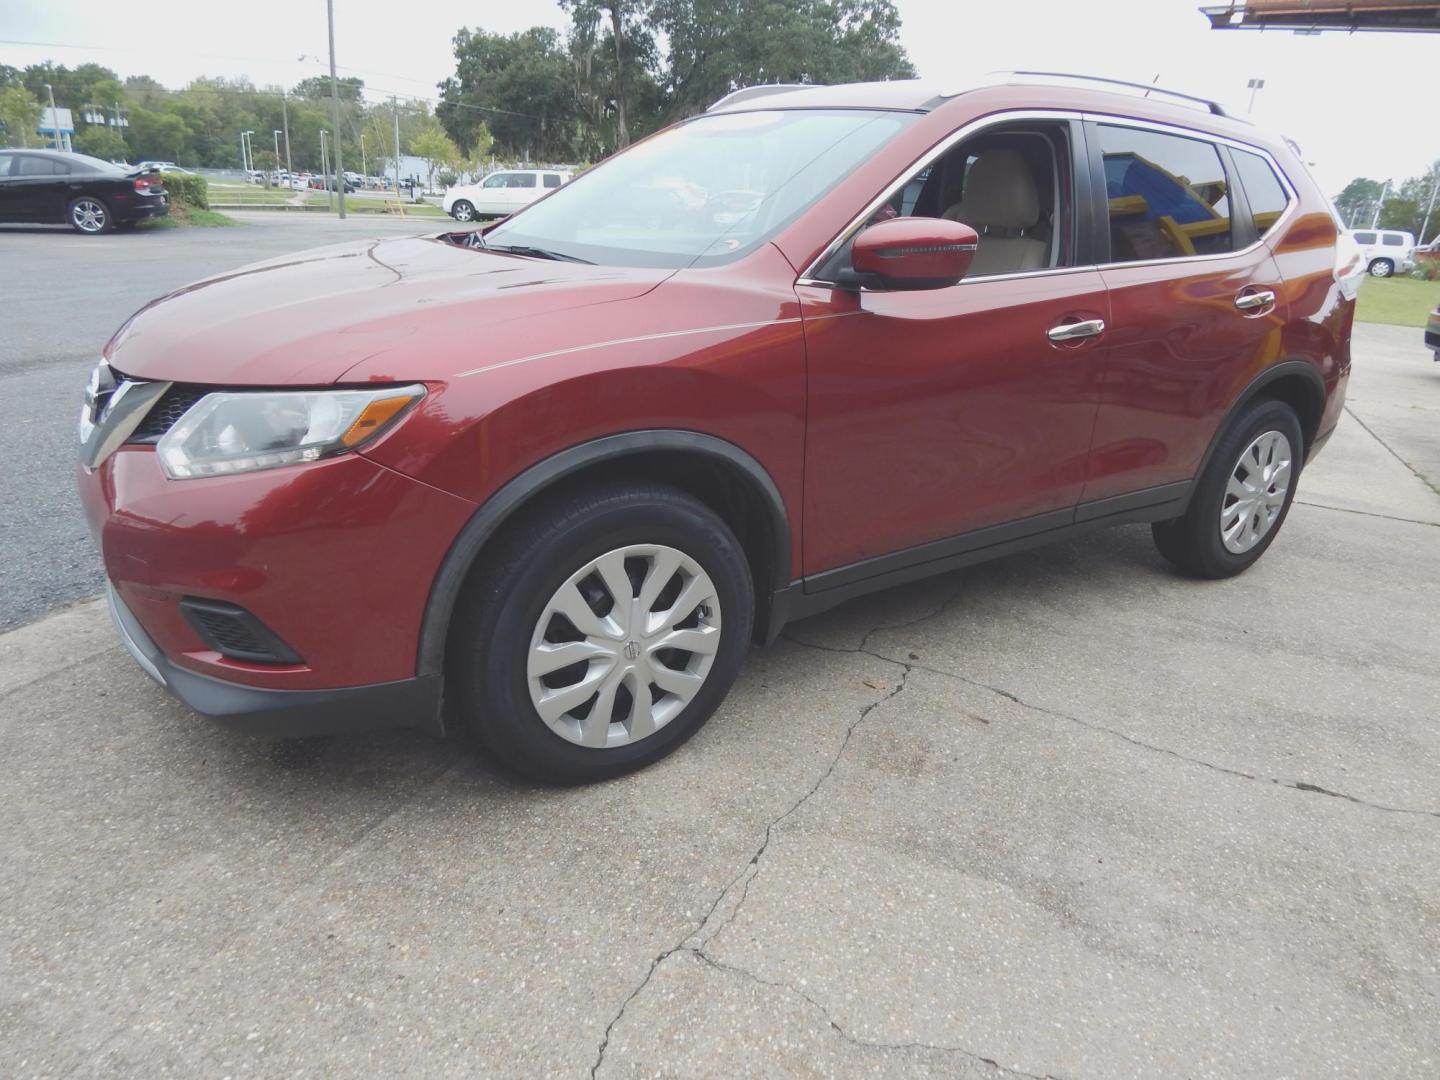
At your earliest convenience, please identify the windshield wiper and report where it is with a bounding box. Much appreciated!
[485,243,594,265]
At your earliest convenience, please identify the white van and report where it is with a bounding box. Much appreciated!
[1348,229,1416,277]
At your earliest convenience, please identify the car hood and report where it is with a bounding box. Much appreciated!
[105,234,670,386]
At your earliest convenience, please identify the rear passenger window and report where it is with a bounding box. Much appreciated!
[543,173,561,189]
[1231,149,1290,237]
[1097,125,1232,261]
[1353,231,1376,244]
[17,156,69,176]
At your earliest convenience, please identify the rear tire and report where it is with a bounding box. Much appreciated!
[1152,398,1303,579]
[68,197,113,234]
[449,483,754,784]
[1367,258,1394,278]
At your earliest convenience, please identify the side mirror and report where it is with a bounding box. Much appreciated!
[846,217,979,291]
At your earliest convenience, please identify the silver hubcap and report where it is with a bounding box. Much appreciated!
[527,544,722,749]
[1221,430,1293,554]
[72,200,106,232]
[454,202,473,220]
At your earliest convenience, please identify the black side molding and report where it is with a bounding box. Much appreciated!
[782,481,1190,626]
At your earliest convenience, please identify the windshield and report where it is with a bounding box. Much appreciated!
[484,108,917,269]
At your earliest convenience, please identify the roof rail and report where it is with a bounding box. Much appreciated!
[707,84,812,111]
[992,71,1233,118]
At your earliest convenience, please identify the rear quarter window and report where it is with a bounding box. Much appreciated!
[1230,149,1291,238]
[1382,234,1405,246]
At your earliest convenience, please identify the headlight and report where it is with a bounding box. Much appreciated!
[156,384,425,479]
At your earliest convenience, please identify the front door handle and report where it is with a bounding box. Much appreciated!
[1047,318,1105,343]
[1234,289,1275,312]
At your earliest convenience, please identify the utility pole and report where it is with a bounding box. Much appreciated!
[273,130,282,177]
[239,131,249,172]
[43,83,61,151]
[392,97,402,198]
[281,90,293,176]
[1370,180,1391,229]
[326,0,347,218]
[360,134,366,179]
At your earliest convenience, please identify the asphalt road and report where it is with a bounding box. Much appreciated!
[1,214,1438,1075]
[0,212,444,630]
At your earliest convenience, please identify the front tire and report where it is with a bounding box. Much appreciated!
[68,197,113,234]
[449,483,754,784]
[1368,258,1394,278]
[1152,398,1303,579]
[450,199,476,222]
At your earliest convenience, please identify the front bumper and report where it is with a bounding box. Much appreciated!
[108,583,443,736]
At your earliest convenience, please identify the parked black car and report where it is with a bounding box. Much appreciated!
[0,149,169,234]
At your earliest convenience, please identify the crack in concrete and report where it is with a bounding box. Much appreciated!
[1343,405,1440,498]
[590,662,913,1077]
[688,947,1058,1079]
[1294,499,1440,528]
[782,633,1440,821]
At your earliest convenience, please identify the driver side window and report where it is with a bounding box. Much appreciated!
[822,121,1074,281]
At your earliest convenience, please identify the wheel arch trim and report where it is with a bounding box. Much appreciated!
[1192,359,1327,489]
[414,429,792,678]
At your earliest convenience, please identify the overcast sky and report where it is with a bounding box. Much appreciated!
[2,0,1434,194]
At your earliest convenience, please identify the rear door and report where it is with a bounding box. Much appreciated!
[1081,119,1288,505]
[9,153,74,220]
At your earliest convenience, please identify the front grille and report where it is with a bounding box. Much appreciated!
[128,384,209,443]
[179,598,303,665]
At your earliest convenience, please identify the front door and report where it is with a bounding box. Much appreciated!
[800,119,1108,582]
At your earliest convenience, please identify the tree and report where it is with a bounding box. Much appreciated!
[648,0,915,121]
[438,27,581,160]
[73,125,130,162]
[0,86,41,147]
[292,75,365,103]
[1333,177,1385,228]
[411,126,462,191]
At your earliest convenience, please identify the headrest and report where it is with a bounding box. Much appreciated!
[962,148,1040,229]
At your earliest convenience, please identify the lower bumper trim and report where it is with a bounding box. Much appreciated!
[106,584,444,737]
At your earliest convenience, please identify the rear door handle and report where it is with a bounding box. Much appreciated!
[1047,319,1105,342]
[1234,290,1275,311]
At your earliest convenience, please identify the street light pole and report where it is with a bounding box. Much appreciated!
[273,130,282,174]
[360,134,366,180]
[1422,175,1439,247]
[326,0,347,218]
[320,129,330,209]
[1245,77,1265,115]
[281,90,293,176]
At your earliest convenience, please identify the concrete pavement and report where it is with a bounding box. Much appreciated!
[2,319,1438,1076]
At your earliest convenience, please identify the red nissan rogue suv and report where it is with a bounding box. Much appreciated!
[79,75,1357,782]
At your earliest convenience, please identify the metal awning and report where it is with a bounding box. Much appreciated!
[1201,1,1440,32]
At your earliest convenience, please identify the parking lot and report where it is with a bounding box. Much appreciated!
[2,217,1438,1077]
